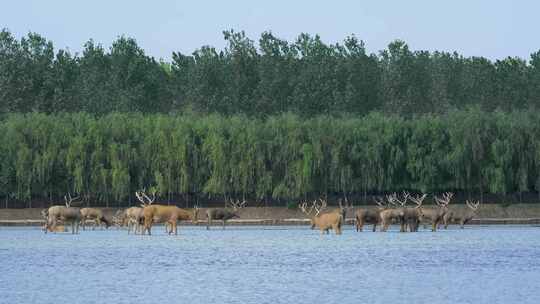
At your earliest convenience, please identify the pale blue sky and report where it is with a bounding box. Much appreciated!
[1,0,538,61]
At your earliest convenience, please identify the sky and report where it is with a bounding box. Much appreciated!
[1,0,538,61]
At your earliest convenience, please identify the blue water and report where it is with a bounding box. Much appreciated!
[1,225,539,304]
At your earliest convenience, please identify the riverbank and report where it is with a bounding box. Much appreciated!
[1,204,540,226]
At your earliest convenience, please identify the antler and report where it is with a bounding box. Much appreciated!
[313,199,325,216]
[135,191,145,205]
[466,200,480,210]
[229,199,247,210]
[300,199,325,217]
[299,200,315,216]
[387,192,409,207]
[135,188,156,206]
[317,198,328,212]
[338,198,352,211]
[386,194,397,206]
[142,190,155,205]
[434,192,453,207]
[374,196,387,209]
[409,193,427,208]
[64,192,80,207]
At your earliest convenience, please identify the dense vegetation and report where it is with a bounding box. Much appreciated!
[1,29,540,117]
[1,111,539,206]
[1,29,539,206]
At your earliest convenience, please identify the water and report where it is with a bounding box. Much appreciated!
[1,225,539,304]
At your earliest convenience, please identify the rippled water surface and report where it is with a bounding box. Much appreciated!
[1,225,540,304]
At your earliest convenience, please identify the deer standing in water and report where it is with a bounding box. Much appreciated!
[443,199,480,229]
[379,193,408,232]
[41,209,65,232]
[80,208,111,230]
[137,190,198,235]
[123,207,145,234]
[355,197,387,232]
[206,199,246,230]
[44,193,81,234]
[404,193,426,232]
[419,192,453,232]
[112,209,126,229]
[380,192,408,232]
[336,198,353,226]
[310,198,352,230]
[299,199,342,235]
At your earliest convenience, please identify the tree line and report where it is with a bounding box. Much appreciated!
[1,110,539,207]
[1,29,540,117]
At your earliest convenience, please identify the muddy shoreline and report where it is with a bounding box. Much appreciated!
[1,204,540,226]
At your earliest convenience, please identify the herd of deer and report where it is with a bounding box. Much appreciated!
[359,192,480,233]
[41,191,247,235]
[41,193,112,234]
[41,190,481,235]
[299,191,481,235]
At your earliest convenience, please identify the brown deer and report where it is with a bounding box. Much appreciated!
[355,197,387,232]
[337,198,353,226]
[112,209,126,229]
[163,206,200,235]
[380,193,407,232]
[315,198,351,229]
[299,199,342,235]
[80,208,111,230]
[124,206,144,234]
[443,199,480,229]
[206,199,246,230]
[404,193,426,232]
[419,192,453,232]
[40,209,66,232]
[137,190,198,235]
[44,193,81,234]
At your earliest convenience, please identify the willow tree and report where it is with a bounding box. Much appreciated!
[202,115,231,198]
[406,115,451,192]
[1,110,540,207]
[265,113,306,200]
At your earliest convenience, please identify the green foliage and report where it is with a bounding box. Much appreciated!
[2,28,540,116]
[1,28,540,204]
[0,111,539,204]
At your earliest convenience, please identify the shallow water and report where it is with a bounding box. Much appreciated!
[1,225,539,304]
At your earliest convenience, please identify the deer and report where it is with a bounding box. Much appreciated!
[337,198,353,226]
[419,192,453,232]
[124,206,144,234]
[163,205,200,235]
[40,209,65,233]
[404,193,426,232]
[299,199,342,235]
[313,198,351,229]
[112,209,126,229]
[44,193,81,234]
[80,207,111,230]
[443,199,480,229]
[137,190,199,235]
[41,209,50,232]
[379,193,407,232]
[206,198,246,230]
[355,197,387,232]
